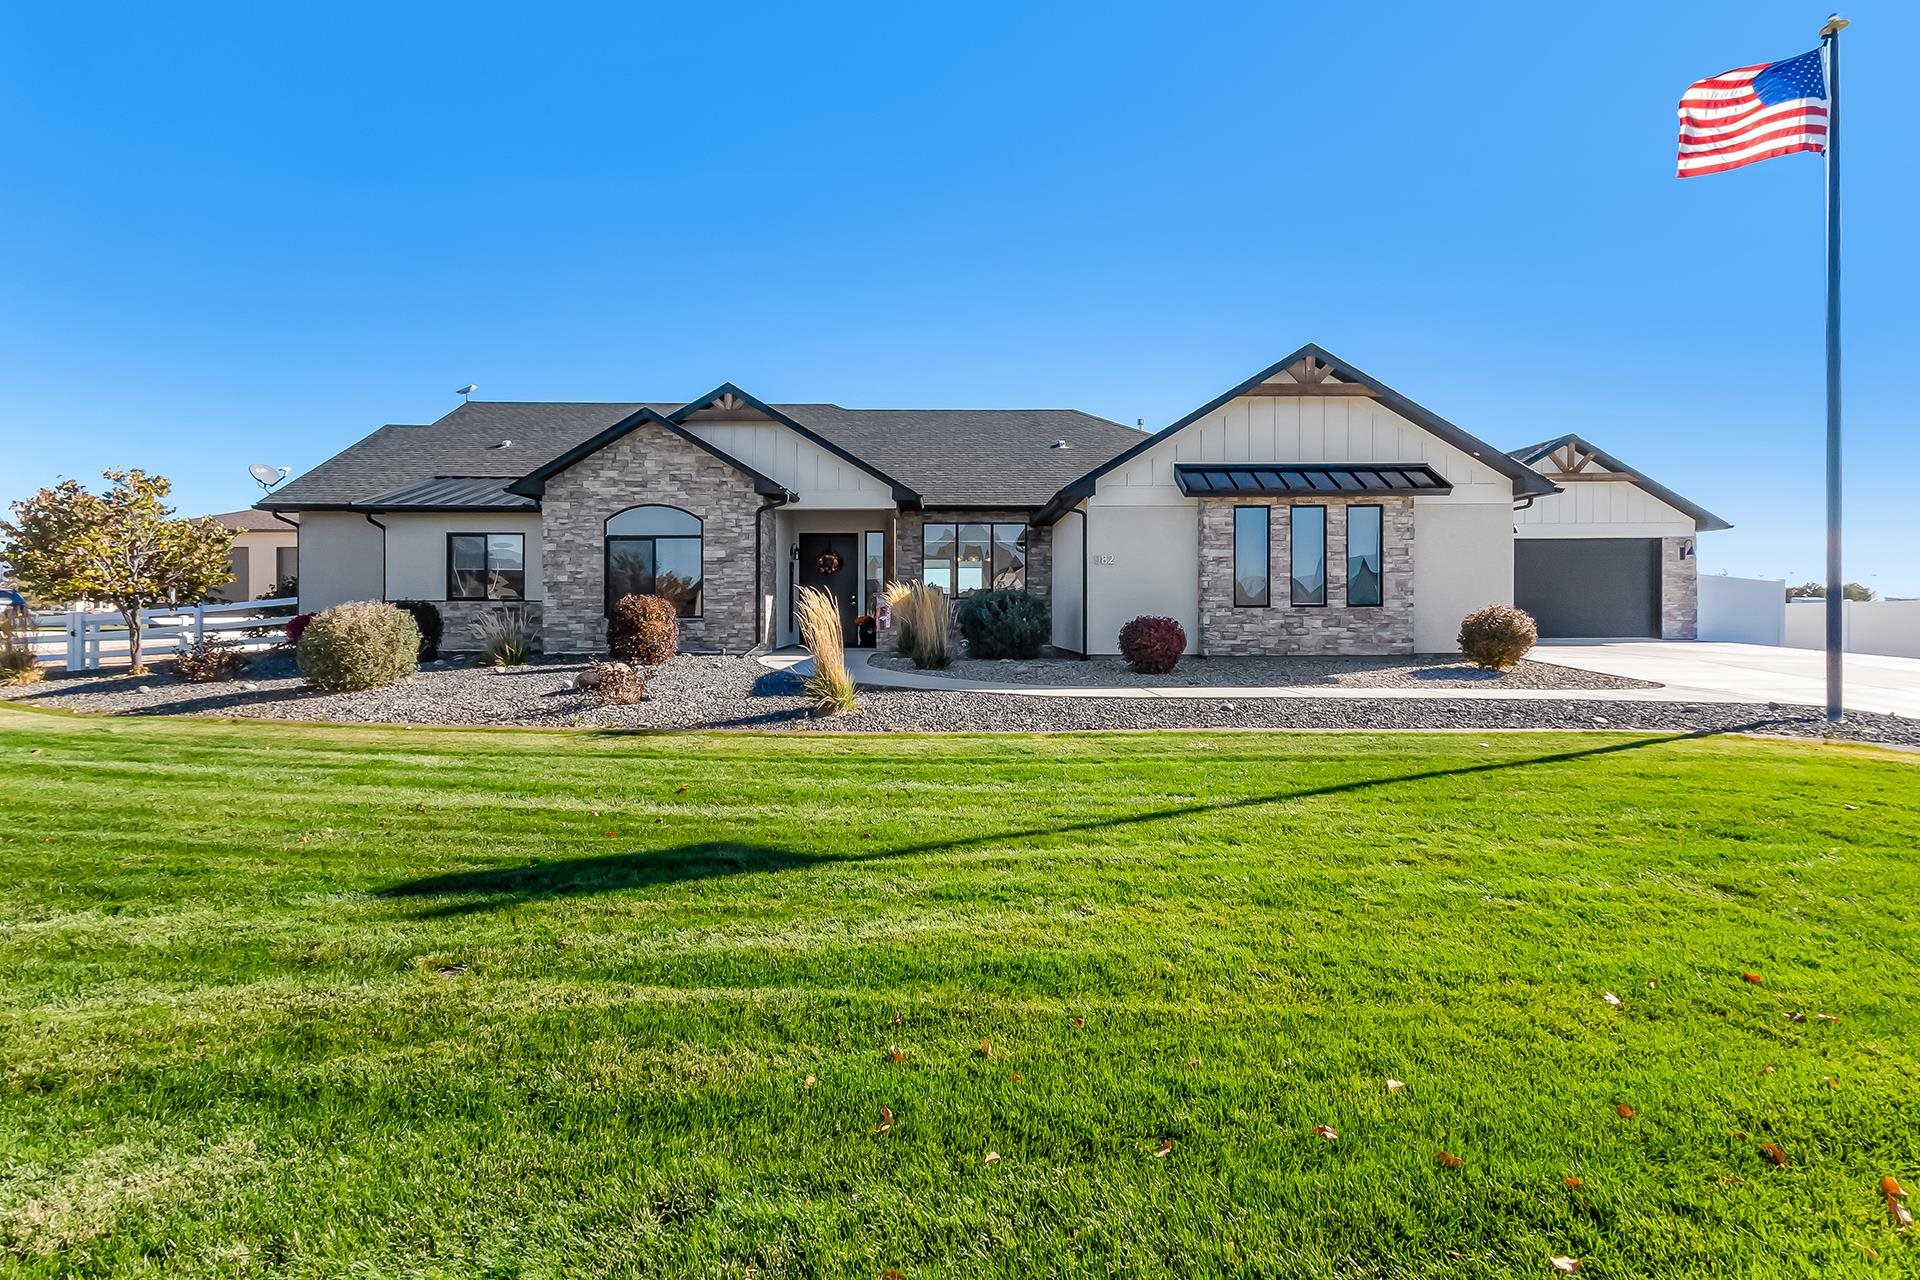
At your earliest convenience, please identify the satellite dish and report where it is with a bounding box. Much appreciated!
[456,383,478,400]
[249,463,290,491]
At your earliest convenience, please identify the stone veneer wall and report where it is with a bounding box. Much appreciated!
[884,510,1050,654]
[1196,497,1415,656]
[540,420,773,653]
[1660,536,1698,640]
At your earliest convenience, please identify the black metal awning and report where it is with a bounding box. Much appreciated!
[1173,463,1453,498]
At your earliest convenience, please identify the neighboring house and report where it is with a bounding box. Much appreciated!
[207,510,299,603]
[259,343,1728,655]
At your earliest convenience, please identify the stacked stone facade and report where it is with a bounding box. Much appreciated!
[884,510,1050,654]
[439,600,546,653]
[539,421,773,654]
[1660,536,1698,640]
[1196,497,1415,656]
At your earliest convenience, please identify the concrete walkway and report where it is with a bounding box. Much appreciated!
[755,643,1920,717]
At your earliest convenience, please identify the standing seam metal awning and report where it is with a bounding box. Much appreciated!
[1172,463,1453,497]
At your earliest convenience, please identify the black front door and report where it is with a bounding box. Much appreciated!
[796,533,859,639]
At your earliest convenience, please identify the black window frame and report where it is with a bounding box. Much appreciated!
[922,520,1028,596]
[1289,504,1328,607]
[1345,503,1385,608]
[860,529,885,617]
[603,505,703,620]
[446,531,527,602]
[1232,504,1271,608]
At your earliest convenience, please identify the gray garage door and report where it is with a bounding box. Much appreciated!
[1514,538,1660,638]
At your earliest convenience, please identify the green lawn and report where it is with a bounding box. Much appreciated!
[1,708,1917,1278]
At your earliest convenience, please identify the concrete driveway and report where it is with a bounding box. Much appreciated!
[1536,641,1920,719]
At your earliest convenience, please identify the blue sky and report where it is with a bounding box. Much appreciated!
[3,2,1914,593]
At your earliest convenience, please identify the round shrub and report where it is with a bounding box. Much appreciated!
[1457,603,1538,671]
[296,601,420,691]
[607,594,679,666]
[392,599,445,661]
[1118,615,1187,675]
[955,589,1051,660]
[285,612,313,646]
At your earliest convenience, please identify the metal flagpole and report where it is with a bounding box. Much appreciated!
[1821,14,1847,723]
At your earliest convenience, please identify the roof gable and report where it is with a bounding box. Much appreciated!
[667,384,920,502]
[1508,434,1730,531]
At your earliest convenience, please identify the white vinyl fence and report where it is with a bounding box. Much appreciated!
[1698,575,1786,646]
[21,597,297,672]
[1784,597,1920,660]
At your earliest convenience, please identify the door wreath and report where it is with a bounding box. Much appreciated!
[814,549,844,576]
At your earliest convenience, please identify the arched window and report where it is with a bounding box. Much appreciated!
[605,505,703,617]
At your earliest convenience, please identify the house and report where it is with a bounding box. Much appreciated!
[206,509,299,603]
[259,344,1727,655]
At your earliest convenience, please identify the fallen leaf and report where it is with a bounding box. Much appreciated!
[1186,1057,1201,1069]
[1817,1013,1841,1022]
[984,1151,1002,1165]
[881,1269,904,1280]
[1648,978,1660,989]
[1008,1072,1022,1082]
[875,1106,894,1135]
[891,1011,903,1025]
[1550,1257,1581,1274]
[675,783,688,793]
[1890,1198,1914,1229]
[1616,1103,1636,1119]
[1563,1176,1583,1190]
[1844,803,1859,810]
[803,1075,816,1088]
[1729,1129,1749,1141]
[1742,972,1764,985]
[1602,991,1623,1008]
[1312,1125,1339,1142]
[1070,1016,1085,1029]
[1152,1138,1174,1159]
[1884,1176,1907,1199]
[1860,1244,1882,1261]
[888,1046,905,1063]
[978,1040,992,1058]
[1760,1066,1776,1076]
[1823,1076,1840,1090]
[1786,1011,1808,1023]
[30,748,42,755]
[1438,1150,1464,1169]
[603,830,617,839]
[1760,1142,1788,1167]
[1386,1079,1406,1093]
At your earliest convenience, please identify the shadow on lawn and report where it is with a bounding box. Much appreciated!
[377,722,1784,916]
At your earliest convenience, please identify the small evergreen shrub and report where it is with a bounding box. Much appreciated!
[173,637,251,682]
[1458,603,1537,671]
[1118,615,1187,675]
[296,601,420,691]
[285,612,313,646]
[955,589,1050,660]
[392,599,445,661]
[607,594,679,665]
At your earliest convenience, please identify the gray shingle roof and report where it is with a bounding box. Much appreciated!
[264,399,1144,511]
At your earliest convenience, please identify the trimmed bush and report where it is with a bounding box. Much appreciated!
[285,612,313,646]
[393,599,445,661]
[1458,603,1537,671]
[173,637,251,683]
[296,601,420,691]
[1118,615,1186,675]
[607,594,679,666]
[955,589,1050,660]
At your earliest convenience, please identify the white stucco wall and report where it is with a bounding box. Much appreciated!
[296,513,384,612]
[1699,575,1786,646]
[1048,511,1086,653]
[682,417,895,508]
[1411,501,1514,653]
[378,512,547,603]
[1083,502,1199,655]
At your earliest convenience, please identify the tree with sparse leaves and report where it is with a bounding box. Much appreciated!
[1785,581,1875,602]
[0,470,233,673]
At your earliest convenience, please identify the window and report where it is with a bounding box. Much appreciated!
[1289,505,1326,606]
[861,530,885,616]
[1346,505,1383,607]
[275,544,298,588]
[923,521,1027,595]
[604,504,701,617]
[448,532,525,600]
[1232,506,1270,606]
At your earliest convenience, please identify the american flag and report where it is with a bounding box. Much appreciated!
[1677,48,1828,178]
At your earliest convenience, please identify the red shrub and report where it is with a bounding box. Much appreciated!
[607,594,679,666]
[1118,615,1187,674]
[286,612,314,646]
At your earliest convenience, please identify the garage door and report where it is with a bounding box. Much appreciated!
[1514,538,1660,638]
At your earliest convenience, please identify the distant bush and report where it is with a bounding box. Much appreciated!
[582,658,644,706]
[471,604,535,667]
[1458,604,1537,671]
[883,581,949,669]
[607,594,679,666]
[172,637,251,683]
[0,611,39,686]
[1118,615,1186,675]
[286,612,313,646]
[955,589,1050,660]
[296,601,420,691]
[392,600,445,661]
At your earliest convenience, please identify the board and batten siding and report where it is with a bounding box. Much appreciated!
[1514,471,1696,539]
[681,418,895,509]
[1082,392,1517,654]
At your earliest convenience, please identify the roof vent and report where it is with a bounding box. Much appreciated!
[490,439,512,449]
[1049,439,1071,449]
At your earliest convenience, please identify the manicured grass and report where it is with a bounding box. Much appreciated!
[1,708,1917,1278]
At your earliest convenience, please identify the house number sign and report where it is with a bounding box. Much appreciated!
[1093,554,1117,565]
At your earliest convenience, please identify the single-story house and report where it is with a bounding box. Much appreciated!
[260,343,1728,655]
[206,509,299,603]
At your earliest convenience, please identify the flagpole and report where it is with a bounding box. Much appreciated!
[1821,14,1847,723]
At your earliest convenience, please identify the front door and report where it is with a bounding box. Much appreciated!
[796,533,859,640]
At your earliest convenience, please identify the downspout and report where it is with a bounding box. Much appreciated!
[1056,504,1089,658]
[753,494,792,651]
[268,509,302,607]
[362,512,388,600]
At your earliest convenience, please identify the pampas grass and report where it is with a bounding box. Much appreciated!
[883,580,950,669]
[795,586,857,715]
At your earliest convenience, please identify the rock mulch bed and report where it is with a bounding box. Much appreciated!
[869,653,1658,691]
[5,651,1916,747]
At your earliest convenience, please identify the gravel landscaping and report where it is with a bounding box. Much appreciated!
[5,650,1917,746]
[869,653,1658,690]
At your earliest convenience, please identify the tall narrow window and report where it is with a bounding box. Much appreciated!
[448,533,526,600]
[1232,506,1269,607]
[1346,505,1383,606]
[862,530,885,616]
[604,505,702,617]
[1290,506,1326,606]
